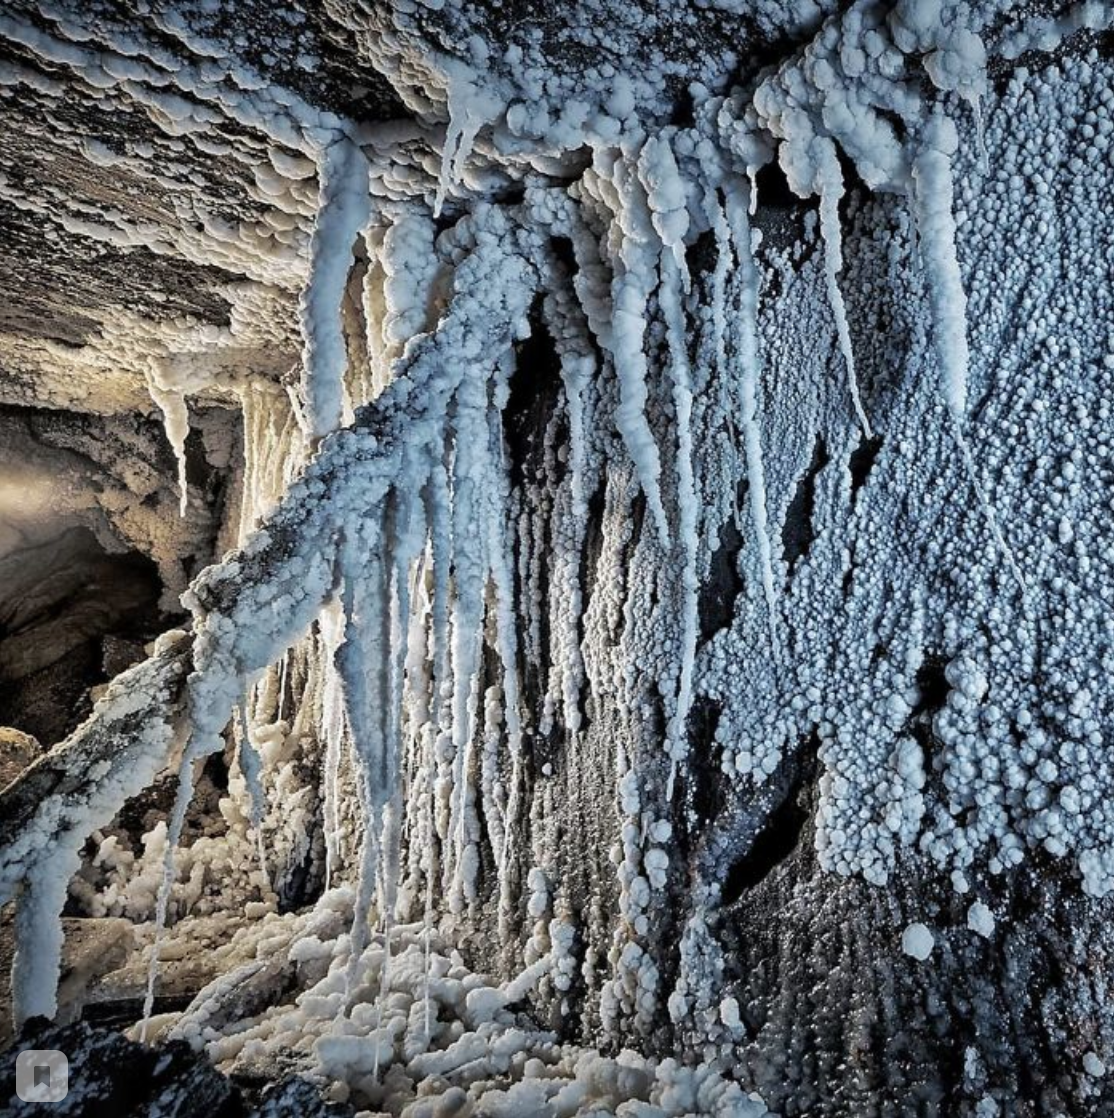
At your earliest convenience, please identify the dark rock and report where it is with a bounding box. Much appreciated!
[0,1019,239,1117]
[0,1019,354,1117]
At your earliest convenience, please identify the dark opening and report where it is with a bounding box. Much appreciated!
[849,433,883,501]
[0,526,165,744]
[675,696,723,859]
[699,480,747,642]
[912,655,949,719]
[721,790,810,902]
[753,159,798,212]
[782,437,828,571]
[502,297,565,492]
[721,736,818,903]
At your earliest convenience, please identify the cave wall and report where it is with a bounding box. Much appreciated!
[0,404,236,743]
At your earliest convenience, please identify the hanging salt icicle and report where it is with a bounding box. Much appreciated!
[588,149,670,542]
[446,362,492,911]
[658,249,699,799]
[372,793,402,1084]
[970,94,989,173]
[723,180,781,654]
[236,702,270,886]
[700,185,733,390]
[432,66,494,218]
[912,114,1024,592]
[421,456,452,1033]
[275,651,290,723]
[146,363,190,517]
[319,599,347,891]
[701,183,747,557]
[300,135,371,440]
[141,737,203,1039]
[537,280,593,735]
[638,135,691,290]
[335,538,394,994]
[484,352,523,764]
[484,358,528,914]
[911,116,970,422]
[368,463,429,1060]
[238,386,259,544]
[816,140,873,438]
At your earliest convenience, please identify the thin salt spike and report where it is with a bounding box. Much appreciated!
[236,701,269,888]
[423,461,452,1035]
[953,417,1027,594]
[140,747,199,1041]
[971,95,989,173]
[370,488,425,1081]
[300,136,371,440]
[659,249,699,799]
[484,383,527,916]
[433,77,482,219]
[724,181,781,658]
[912,117,1024,594]
[372,794,403,1084]
[817,146,873,439]
[335,545,391,995]
[604,154,670,545]
[146,369,190,517]
[320,600,346,891]
[276,651,289,723]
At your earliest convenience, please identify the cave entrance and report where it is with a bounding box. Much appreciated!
[0,525,165,749]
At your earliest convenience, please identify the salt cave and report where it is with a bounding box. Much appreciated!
[1,1,1114,1115]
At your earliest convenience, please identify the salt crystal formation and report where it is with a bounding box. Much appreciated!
[1,1,1114,1114]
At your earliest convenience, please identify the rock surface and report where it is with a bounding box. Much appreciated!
[0,1018,354,1116]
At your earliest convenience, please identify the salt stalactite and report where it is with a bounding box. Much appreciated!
[371,462,431,1045]
[486,361,529,919]
[12,848,81,1027]
[970,95,989,172]
[699,183,748,530]
[361,223,392,399]
[659,248,699,796]
[638,139,698,756]
[433,65,496,217]
[146,362,190,516]
[445,340,493,913]
[300,136,371,440]
[582,148,670,543]
[638,135,691,290]
[239,384,307,542]
[421,464,452,1034]
[537,278,595,737]
[911,115,970,422]
[702,187,733,386]
[336,540,395,994]
[141,743,206,1036]
[816,140,874,439]
[912,114,1024,591]
[319,600,347,891]
[236,702,270,884]
[723,181,780,654]
[379,210,440,390]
